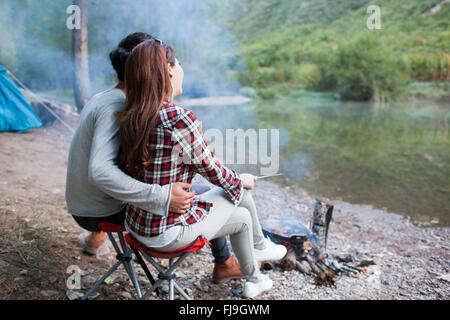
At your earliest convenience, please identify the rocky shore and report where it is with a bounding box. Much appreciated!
[163,175,450,300]
[0,127,448,300]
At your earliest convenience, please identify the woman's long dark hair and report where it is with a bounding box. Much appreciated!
[115,40,176,175]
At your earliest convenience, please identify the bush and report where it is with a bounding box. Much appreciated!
[258,87,278,99]
[288,63,322,89]
[309,47,338,91]
[402,81,450,102]
[258,83,292,99]
[331,36,409,101]
[239,37,411,102]
[238,67,288,87]
[409,52,450,82]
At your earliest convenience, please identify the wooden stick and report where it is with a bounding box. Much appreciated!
[305,255,329,277]
[295,260,310,275]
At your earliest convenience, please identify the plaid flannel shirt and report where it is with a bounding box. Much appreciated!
[125,101,244,238]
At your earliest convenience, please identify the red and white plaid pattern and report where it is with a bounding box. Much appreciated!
[125,101,243,238]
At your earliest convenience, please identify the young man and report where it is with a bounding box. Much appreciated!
[65,32,242,283]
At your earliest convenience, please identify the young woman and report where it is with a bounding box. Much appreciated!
[116,39,286,299]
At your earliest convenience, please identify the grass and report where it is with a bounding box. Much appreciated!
[400,81,450,102]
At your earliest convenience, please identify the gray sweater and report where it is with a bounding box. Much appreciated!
[65,88,171,218]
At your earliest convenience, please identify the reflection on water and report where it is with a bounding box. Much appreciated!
[189,94,450,226]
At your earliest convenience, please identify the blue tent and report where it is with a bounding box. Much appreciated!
[0,64,42,132]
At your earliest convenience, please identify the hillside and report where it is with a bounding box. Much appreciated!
[0,0,448,101]
[221,0,450,100]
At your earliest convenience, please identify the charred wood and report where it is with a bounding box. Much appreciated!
[280,249,297,271]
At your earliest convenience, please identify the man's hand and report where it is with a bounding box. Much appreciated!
[241,173,258,190]
[169,182,196,214]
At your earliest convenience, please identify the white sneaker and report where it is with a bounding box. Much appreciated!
[243,274,273,299]
[254,236,287,261]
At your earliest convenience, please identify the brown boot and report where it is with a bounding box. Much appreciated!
[82,231,107,255]
[212,254,244,284]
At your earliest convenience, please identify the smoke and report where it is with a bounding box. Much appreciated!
[0,0,246,100]
[0,0,74,91]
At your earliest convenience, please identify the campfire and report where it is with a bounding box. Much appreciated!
[261,199,373,286]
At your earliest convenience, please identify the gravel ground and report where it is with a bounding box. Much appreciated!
[151,175,449,300]
[0,126,448,300]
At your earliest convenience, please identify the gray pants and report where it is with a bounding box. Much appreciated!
[157,187,265,279]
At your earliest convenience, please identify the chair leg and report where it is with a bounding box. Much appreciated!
[81,260,122,300]
[118,233,143,298]
[125,259,142,298]
[173,281,192,300]
[137,253,193,300]
[168,259,175,300]
[141,278,164,300]
[82,232,145,300]
[169,278,175,300]
[107,232,121,253]
[131,247,160,296]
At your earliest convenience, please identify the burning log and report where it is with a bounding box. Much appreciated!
[261,198,369,286]
[280,249,297,271]
[309,199,333,250]
[295,260,311,275]
[305,255,325,276]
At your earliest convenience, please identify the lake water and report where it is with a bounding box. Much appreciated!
[188,92,450,226]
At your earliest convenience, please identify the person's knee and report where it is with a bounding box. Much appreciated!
[233,207,252,229]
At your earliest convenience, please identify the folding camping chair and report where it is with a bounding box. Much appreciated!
[81,222,145,300]
[125,233,210,300]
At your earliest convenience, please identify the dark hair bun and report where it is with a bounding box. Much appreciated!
[110,32,154,81]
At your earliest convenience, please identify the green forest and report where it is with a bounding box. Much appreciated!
[0,0,449,102]
[224,0,450,101]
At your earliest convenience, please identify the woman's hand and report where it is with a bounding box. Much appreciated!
[169,182,196,214]
[241,173,258,190]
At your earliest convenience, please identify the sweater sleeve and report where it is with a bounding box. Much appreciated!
[87,104,172,216]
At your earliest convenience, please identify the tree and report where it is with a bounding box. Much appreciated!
[72,0,91,113]
[332,36,409,102]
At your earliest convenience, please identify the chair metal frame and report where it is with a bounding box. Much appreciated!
[125,234,209,300]
[81,224,143,300]
[132,248,193,300]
